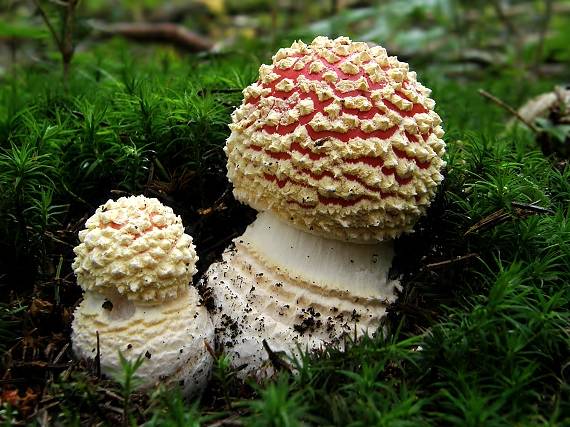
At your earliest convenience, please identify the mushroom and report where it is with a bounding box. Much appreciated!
[71,195,214,396]
[203,36,446,378]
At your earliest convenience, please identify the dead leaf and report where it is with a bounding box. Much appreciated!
[29,299,54,317]
[0,387,38,416]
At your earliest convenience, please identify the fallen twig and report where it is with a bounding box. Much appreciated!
[90,21,213,52]
[198,189,229,217]
[426,253,479,269]
[43,230,75,248]
[533,0,554,73]
[101,403,123,415]
[262,339,292,374]
[207,415,243,427]
[465,201,554,235]
[52,343,69,365]
[12,361,69,369]
[511,201,555,215]
[101,388,123,403]
[95,331,101,379]
[464,208,511,235]
[204,339,217,360]
[478,89,540,133]
[33,0,79,85]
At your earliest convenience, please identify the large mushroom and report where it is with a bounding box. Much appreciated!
[203,36,446,377]
[71,195,214,396]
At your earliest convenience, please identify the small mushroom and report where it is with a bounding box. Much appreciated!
[71,196,214,396]
[203,36,446,378]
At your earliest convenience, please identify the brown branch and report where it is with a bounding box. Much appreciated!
[464,208,510,236]
[426,253,479,269]
[533,0,554,73]
[511,201,555,215]
[61,0,79,83]
[91,21,213,52]
[95,331,101,379]
[465,201,554,236]
[491,0,525,70]
[32,0,62,48]
[478,89,540,133]
[33,0,78,86]
[491,0,520,39]
[52,343,69,364]
[262,339,293,374]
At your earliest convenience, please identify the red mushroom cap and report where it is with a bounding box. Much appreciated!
[226,36,446,242]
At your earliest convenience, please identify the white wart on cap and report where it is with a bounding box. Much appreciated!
[71,195,214,395]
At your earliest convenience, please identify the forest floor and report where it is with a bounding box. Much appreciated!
[0,39,568,426]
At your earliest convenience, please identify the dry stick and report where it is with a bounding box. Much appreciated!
[511,201,555,215]
[533,0,554,74]
[491,0,524,70]
[92,22,213,52]
[465,201,554,236]
[95,331,101,379]
[12,361,70,369]
[203,339,217,359]
[100,388,123,403]
[426,253,479,269]
[464,208,511,236]
[33,0,78,87]
[33,0,62,47]
[52,343,69,365]
[104,404,124,416]
[61,180,91,208]
[478,89,540,133]
[61,0,79,84]
[262,339,293,374]
[43,230,75,248]
[207,415,242,427]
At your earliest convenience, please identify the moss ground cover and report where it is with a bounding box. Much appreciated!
[0,40,568,425]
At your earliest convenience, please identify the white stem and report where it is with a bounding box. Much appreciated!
[239,212,398,300]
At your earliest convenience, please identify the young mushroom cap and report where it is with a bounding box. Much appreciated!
[72,195,198,301]
[226,36,446,243]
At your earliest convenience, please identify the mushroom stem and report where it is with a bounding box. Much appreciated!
[205,212,400,378]
[241,212,397,299]
[72,287,214,396]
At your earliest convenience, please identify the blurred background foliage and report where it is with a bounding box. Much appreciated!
[0,0,569,76]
